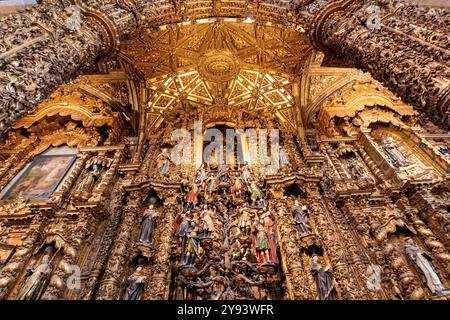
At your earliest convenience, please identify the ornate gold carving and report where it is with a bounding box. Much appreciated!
[0,0,449,301]
[198,50,240,82]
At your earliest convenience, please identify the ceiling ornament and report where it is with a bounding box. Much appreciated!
[119,20,311,132]
[198,50,240,82]
[121,21,311,79]
[146,68,295,131]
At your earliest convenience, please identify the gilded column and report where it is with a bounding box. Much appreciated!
[305,182,369,299]
[322,195,383,299]
[409,188,450,247]
[144,192,178,300]
[0,228,41,299]
[0,0,128,136]
[356,140,386,184]
[42,211,97,300]
[81,186,126,300]
[95,190,142,300]
[396,196,450,274]
[272,196,313,300]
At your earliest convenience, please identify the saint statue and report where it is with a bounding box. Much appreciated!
[347,158,370,180]
[248,182,265,206]
[174,274,188,300]
[254,223,270,264]
[123,266,146,300]
[241,161,253,183]
[405,238,448,295]
[77,164,102,199]
[137,204,160,245]
[176,212,190,247]
[231,176,245,199]
[238,205,252,236]
[292,201,312,235]
[310,255,336,300]
[263,213,278,264]
[381,137,411,167]
[204,173,218,200]
[185,183,199,211]
[183,231,199,266]
[200,205,215,237]
[218,161,230,183]
[17,254,53,300]
[157,148,172,175]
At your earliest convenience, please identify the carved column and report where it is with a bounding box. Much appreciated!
[89,150,124,202]
[0,1,120,136]
[95,190,142,300]
[359,131,400,185]
[305,182,371,299]
[0,228,42,299]
[42,212,98,300]
[311,0,450,128]
[53,153,89,205]
[396,196,450,274]
[321,142,347,179]
[272,196,313,300]
[81,186,126,300]
[409,188,450,247]
[144,193,178,300]
[380,236,425,299]
[356,140,386,184]
[322,195,383,299]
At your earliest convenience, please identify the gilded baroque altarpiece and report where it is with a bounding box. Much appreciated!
[0,1,448,301]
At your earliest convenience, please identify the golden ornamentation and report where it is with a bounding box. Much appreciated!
[198,50,240,83]
[0,2,448,301]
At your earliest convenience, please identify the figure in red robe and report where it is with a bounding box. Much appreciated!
[185,183,199,211]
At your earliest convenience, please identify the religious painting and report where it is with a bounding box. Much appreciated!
[1,154,76,200]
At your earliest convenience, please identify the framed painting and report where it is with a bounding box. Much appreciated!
[1,154,77,200]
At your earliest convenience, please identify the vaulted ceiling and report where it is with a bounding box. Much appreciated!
[120,19,312,130]
[120,19,311,78]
